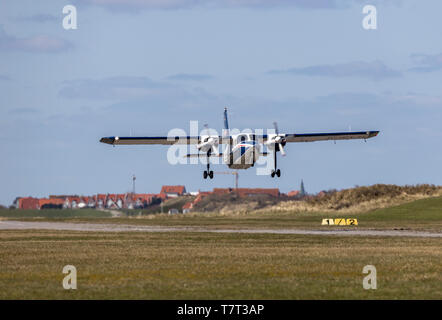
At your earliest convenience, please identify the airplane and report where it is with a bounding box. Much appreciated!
[100,108,379,179]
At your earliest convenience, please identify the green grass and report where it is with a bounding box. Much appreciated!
[0,209,111,218]
[0,230,440,299]
[365,196,442,221]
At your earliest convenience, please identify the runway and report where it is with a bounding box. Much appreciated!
[0,220,441,238]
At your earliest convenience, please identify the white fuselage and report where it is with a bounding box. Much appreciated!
[223,134,261,169]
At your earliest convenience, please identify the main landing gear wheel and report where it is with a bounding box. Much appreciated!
[271,169,281,178]
[271,147,281,178]
[203,170,214,179]
[203,150,214,179]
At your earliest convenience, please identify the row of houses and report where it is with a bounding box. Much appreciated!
[14,186,187,210]
[13,184,307,212]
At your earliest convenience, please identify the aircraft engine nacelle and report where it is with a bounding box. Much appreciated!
[265,134,286,156]
[197,135,219,154]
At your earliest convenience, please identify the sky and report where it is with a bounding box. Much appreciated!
[1,0,442,206]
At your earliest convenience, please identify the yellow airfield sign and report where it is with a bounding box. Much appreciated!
[321,218,358,226]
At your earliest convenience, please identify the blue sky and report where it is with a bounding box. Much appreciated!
[1,1,442,206]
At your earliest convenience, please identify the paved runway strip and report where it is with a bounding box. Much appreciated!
[0,220,441,238]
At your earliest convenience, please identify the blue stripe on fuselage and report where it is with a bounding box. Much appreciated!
[240,145,246,156]
[234,142,255,162]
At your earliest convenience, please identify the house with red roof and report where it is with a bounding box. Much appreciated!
[160,185,187,198]
[287,190,300,197]
[38,198,65,209]
[17,197,40,210]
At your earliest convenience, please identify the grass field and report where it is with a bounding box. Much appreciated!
[0,209,111,218]
[0,195,440,299]
[0,230,440,299]
[3,196,441,231]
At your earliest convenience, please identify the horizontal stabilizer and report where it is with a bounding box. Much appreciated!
[184,153,223,158]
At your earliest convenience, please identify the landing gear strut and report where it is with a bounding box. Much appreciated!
[203,150,214,179]
[271,148,281,178]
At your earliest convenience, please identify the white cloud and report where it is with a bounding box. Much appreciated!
[0,74,11,81]
[58,76,217,104]
[268,60,402,80]
[0,26,72,53]
[14,14,59,23]
[167,73,214,81]
[409,53,442,73]
[73,0,365,11]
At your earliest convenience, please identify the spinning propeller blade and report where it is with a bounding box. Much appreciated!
[273,121,286,156]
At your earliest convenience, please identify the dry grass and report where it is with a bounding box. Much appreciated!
[263,184,442,214]
[161,184,442,215]
[192,193,280,214]
[0,230,440,299]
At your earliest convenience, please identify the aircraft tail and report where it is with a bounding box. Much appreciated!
[222,107,229,137]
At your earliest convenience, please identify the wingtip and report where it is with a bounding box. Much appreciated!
[100,137,114,144]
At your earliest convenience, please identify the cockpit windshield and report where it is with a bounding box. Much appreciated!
[237,135,247,143]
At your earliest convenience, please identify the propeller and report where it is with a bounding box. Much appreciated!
[197,124,219,154]
[269,121,286,156]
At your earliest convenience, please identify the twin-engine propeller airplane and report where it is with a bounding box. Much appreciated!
[100,108,379,179]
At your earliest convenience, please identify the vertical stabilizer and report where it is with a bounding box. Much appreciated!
[223,107,229,137]
[222,107,231,164]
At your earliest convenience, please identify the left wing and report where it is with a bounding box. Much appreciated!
[100,136,199,145]
[99,136,232,145]
[282,130,379,143]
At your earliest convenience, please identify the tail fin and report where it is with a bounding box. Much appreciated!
[223,107,229,137]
